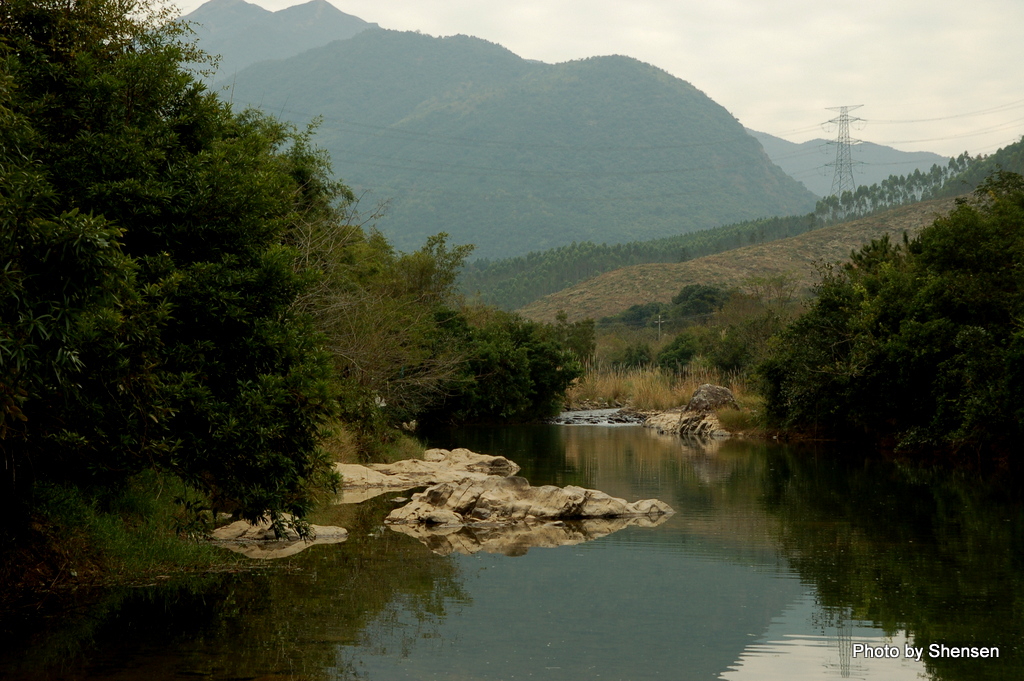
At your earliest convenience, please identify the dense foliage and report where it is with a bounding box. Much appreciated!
[1,2,593,542]
[759,172,1024,456]
[936,136,1024,196]
[421,308,584,424]
[1,0,344,526]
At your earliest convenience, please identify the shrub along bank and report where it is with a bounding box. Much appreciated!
[759,172,1024,460]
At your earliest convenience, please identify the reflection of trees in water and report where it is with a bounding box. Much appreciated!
[0,495,466,680]
[762,448,1024,681]
[560,430,787,559]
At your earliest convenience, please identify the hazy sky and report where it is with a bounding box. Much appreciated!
[170,0,1024,158]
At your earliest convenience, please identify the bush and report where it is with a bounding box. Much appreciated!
[657,332,698,370]
[423,308,583,423]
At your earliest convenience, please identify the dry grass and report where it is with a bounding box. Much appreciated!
[567,362,758,414]
[319,421,361,463]
[319,420,426,465]
[379,434,427,463]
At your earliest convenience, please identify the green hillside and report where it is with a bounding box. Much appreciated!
[463,137,1023,310]
[461,213,820,310]
[219,29,818,258]
[518,196,962,323]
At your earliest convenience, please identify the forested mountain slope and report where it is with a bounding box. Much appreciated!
[519,196,961,323]
[218,29,819,258]
[466,137,1024,311]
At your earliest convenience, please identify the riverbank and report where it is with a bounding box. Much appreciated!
[564,366,765,437]
[0,472,251,614]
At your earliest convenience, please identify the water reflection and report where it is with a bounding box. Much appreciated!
[389,514,672,556]
[2,425,1020,680]
[721,595,927,681]
[0,495,466,680]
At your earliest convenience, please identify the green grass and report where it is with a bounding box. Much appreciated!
[19,472,242,588]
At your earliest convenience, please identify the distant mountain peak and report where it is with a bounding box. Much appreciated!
[279,0,347,15]
[217,28,818,258]
[184,0,269,16]
[182,0,375,79]
[194,0,259,7]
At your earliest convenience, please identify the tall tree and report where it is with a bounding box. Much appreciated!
[1,0,340,527]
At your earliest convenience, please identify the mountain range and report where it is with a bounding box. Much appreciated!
[180,0,951,258]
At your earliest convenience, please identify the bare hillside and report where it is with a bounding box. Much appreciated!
[519,197,960,323]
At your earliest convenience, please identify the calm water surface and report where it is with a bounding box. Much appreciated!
[2,421,1021,680]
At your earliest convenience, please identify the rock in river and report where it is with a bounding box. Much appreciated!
[335,447,520,503]
[644,383,736,439]
[385,475,674,526]
[210,514,348,560]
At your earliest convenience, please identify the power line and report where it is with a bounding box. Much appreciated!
[863,98,1024,125]
[875,118,1024,146]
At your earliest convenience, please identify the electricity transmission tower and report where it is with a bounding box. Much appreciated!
[825,105,863,197]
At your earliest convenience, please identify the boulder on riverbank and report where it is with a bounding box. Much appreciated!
[335,448,520,503]
[210,514,348,560]
[389,514,671,556]
[685,384,739,412]
[644,383,736,439]
[385,475,673,527]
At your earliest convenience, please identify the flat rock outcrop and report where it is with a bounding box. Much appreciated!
[210,514,348,560]
[645,410,730,438]
[389,515,671,556]
[335,448,520,503]
[209,449,674,558]
[384,475,673,527]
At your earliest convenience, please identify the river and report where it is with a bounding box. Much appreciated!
[2,419,1021,680]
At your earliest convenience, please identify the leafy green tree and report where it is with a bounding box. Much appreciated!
[423,308,583,423]
[760,172,1024,455]
[293,214,475,452]
[553,311,596,361]
[656,333,698,371]
[610,342,653,368]
[2,0,339,526]
[670,284,727,319]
